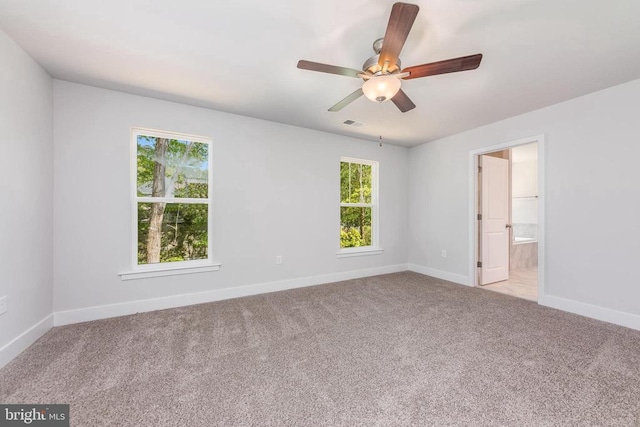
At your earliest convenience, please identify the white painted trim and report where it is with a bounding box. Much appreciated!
[119,262,221,281]
[336,248,383,258]
[540,295,640,331]
[408,263,470,286]
[537,139,546,302]
[407,262,640,332]
[468,135,546,302]
[136,197,208,204]
[55,264,409,326]
[130,127,215,272]
[130,127,212,142]
[0,315,53,369]
[340,156,378,167]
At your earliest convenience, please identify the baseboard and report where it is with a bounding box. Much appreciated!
[540,294,640,331]
[0,315,53,369]
[407,264,470,286]
[54,264,409,326]
[407,265,639,331]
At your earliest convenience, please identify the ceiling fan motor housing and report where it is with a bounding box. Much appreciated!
[363,55,401,75]
[363,38,401,74]
[373,37,384,54]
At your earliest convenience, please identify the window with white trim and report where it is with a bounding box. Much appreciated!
[339,157,379,251]
[132,128,212,268]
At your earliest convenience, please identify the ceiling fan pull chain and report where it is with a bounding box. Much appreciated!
[378,102,383,148]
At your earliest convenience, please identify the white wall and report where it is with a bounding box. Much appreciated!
[409,78,640,322]
[0,29,53,362]
[53,81,408,317]
[512,147,538,228]
[511,158,538,198]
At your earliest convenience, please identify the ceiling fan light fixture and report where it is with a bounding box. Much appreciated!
[362,75,401,103]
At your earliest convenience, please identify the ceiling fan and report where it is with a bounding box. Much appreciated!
[297,2,482,113]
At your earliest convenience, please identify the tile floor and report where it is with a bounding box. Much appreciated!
[481,267,538,301]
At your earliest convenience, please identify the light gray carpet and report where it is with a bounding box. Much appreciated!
[1,272,639,426]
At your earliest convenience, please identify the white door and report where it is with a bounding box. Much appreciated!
[480,155,510,285]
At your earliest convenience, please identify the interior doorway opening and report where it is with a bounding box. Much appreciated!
[470,137,544,302]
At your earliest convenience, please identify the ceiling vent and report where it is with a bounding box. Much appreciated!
[343,120,364,127]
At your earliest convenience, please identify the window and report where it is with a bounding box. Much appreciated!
[131,128,213,270]
[339,157,380,255]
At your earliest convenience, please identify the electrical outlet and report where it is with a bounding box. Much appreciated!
[276,255,283,265]
[441,250,447,258]
[0,296,7,316]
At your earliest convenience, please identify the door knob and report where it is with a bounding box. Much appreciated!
[505,224,512,229]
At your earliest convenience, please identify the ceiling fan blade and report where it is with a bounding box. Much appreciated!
[328,88,364,112]
[402,54,483,80]
[378,3,420,69]
[297,60,362,78]
[391,89,416,112]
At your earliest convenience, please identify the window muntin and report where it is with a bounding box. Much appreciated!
[339,158,378,250]
[133,128,212,267]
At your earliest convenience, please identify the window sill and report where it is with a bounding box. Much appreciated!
[119,262,221,281]
[336,248,383,258]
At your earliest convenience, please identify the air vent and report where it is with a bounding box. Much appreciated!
[343,120,364,127]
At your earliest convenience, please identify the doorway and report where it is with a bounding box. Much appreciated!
[468,136,545,302]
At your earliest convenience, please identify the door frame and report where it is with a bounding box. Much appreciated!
[468,134,546,302]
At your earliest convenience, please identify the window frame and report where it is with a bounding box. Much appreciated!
[127,127,217,275]
[338,157,381,256]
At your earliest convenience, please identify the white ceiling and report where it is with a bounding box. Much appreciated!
[1,0,639,147]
